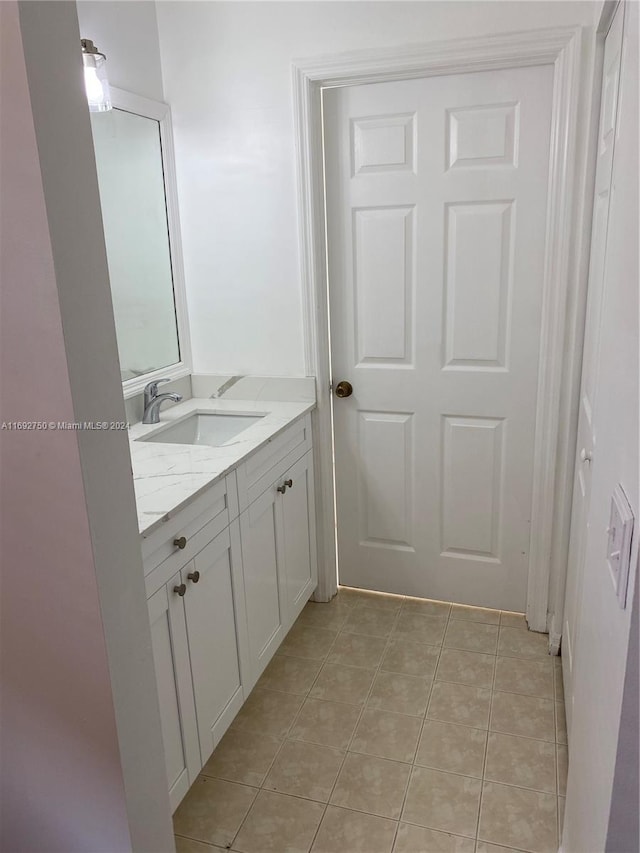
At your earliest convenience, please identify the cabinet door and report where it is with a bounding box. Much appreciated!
[280,451,318,621]
[240,485,287,688]
[148,577,200,812]
[182,523,247,764]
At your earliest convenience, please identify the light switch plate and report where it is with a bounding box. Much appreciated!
[607,484,634,608]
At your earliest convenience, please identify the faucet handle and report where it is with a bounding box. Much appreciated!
[143,377,171,402]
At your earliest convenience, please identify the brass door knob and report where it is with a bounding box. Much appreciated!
[173,536,187,550]
[187,571,200,583]
[174,583,187,597]
[335,381,353,398]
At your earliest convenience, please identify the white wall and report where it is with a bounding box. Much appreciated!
[156,0,600,377]
[0,2,173,849]
[562,2,639,850]
[76,1,164,101]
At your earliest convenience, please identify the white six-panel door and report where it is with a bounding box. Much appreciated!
[324,64,554,611]
[562,2,625,736]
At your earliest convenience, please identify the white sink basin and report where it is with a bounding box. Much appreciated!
[139,413,264,447]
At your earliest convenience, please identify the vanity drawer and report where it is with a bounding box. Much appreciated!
[236,415,312,511]
[142,473,238,579]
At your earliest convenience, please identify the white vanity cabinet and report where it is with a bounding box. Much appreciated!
[237,416,316,688]
[142,413,316,810]
[240,450,318,688]
[147,575,200,811]
[143,476,248,812]
[180,522,248,764]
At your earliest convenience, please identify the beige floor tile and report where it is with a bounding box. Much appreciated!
[478,781,557,853]
[393,611,448,645]
[289,698,361,749]
[484,732,556,793]
[201,729,282,786]
[173,776,257,848]
[554,664,564,701]
[351,707,422,763]
[331,752,411,819]
[233,789,324,853]
[311,806,397,853]
[497,627,549,660]
[231,688,303,738]
[175,837,227,853]
[277,624,338,660]
[500,612,528,630]
[490,692,555,742]
[393,823,475,852]
[451,604,500,625]
[436,648,495,689]
[402,597,452,618]
[342,606,397,638]
[309,663,375,706]
[335,587,361,607]
[368,670,431,716]
[402,766,482,838]
[258,656,323,695]
[555,702,567,744]
[476,843,525,853]
[444,621,499,654]
[557,744,568,796]
[327,632,387,669]
[427,681,492,729]
[299,599,351,630]
[558,796,566,839]
[415,720,487,778]
[263,740,344,802]
[380,639,440,678]
[340,587,404,612]
[494,656,553,699]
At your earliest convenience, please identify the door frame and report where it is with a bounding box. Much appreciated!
[293,26,584,636]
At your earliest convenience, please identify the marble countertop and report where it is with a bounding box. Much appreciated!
[129,397,314,537]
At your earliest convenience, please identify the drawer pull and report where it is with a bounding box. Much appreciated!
[187,571,200,584]
[174,583,187,597]
[277,479,294,494]
[173,536,187,550]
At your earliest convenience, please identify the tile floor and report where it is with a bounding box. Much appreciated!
[173,587,567,853]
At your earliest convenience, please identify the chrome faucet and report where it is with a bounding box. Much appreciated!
[142,378,183,424]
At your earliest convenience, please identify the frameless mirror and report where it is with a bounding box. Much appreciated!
[89,88,190,394]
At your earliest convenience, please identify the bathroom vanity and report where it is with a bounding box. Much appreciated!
[129,399,317,810]
[90,83,320,812]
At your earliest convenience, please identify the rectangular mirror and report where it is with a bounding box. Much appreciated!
[89,88,190,395]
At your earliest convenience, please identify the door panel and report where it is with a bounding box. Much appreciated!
[563,2,625,736]
[147,578,200,812]
[325,63,554,610]
[240,486,286,684]
[280,452,318,616]
[442,416,504,560]
[183,529,243,764]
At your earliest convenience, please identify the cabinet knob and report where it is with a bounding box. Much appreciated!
[174,536,187,549]
[187,570,200,584]
[277,478,293,494]
[580,448,593,463]
[174,583,187,597]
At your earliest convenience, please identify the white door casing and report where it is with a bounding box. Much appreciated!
[324,66,554,611]
[562,2,625,737]
[294,28,584,632]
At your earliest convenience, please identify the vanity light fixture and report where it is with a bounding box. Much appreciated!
[81,38,111,112]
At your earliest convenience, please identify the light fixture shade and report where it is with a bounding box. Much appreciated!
[81,39,111,112]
